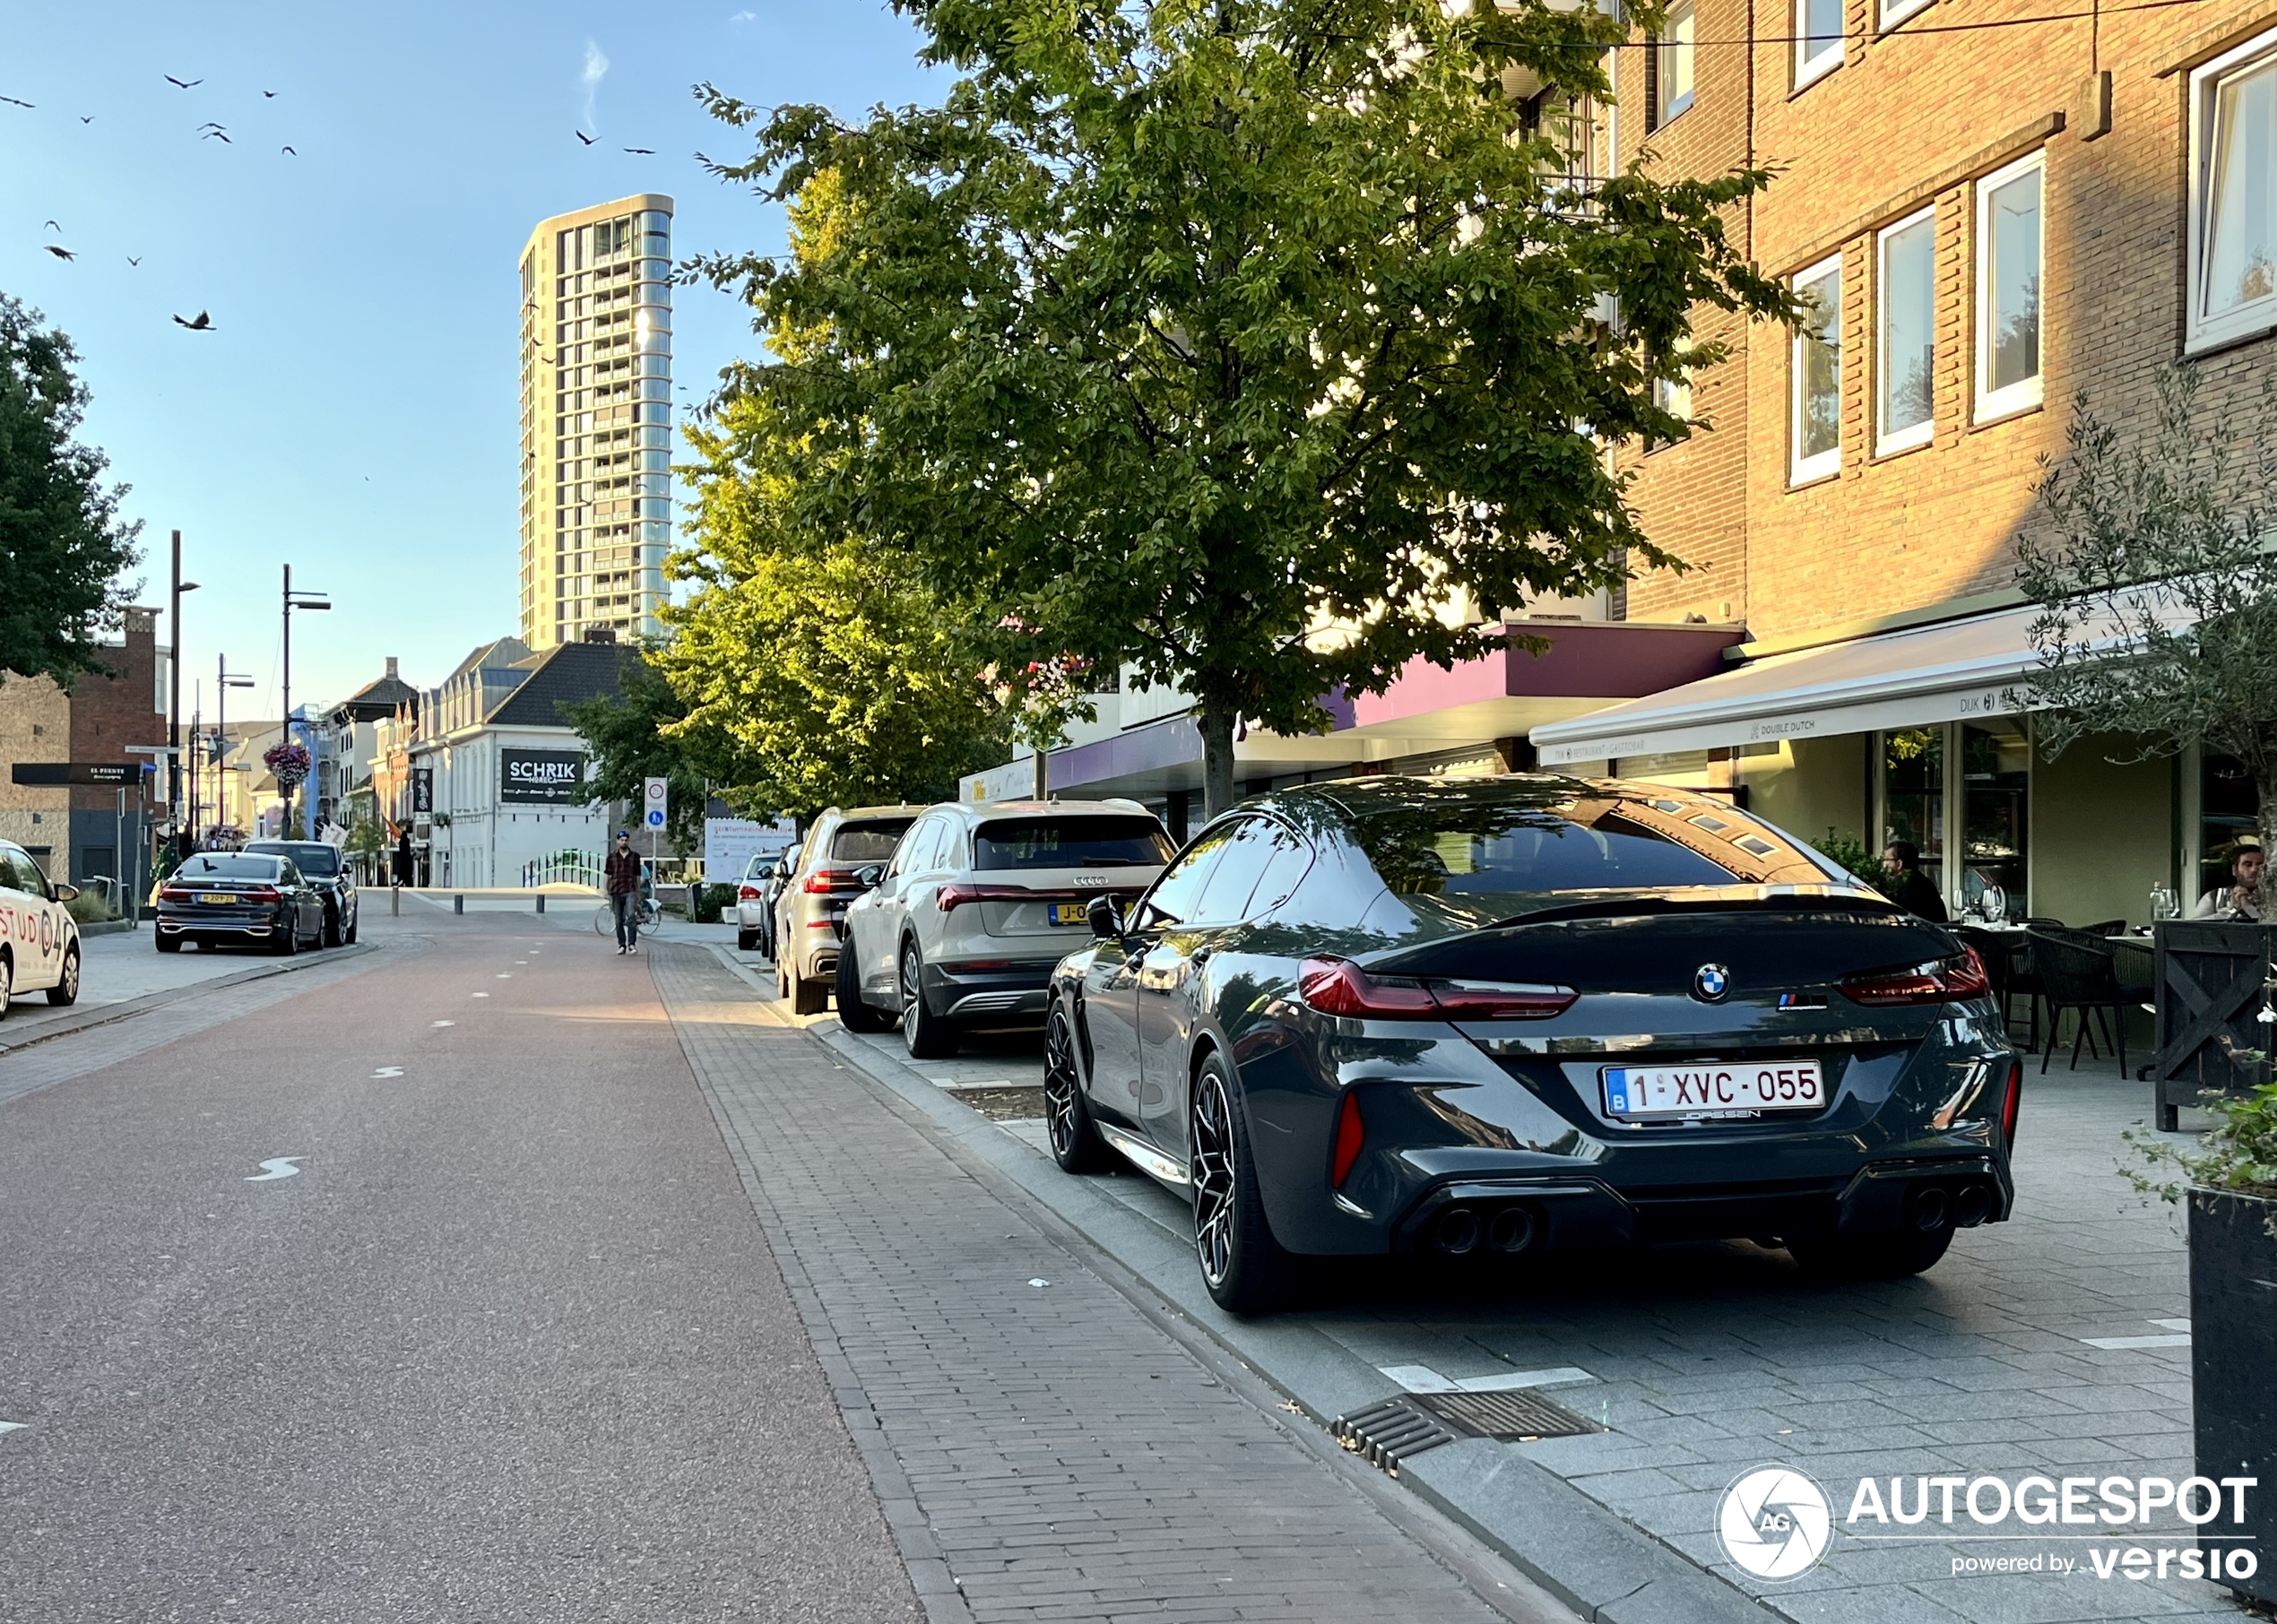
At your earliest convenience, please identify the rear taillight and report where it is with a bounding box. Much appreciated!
[1840,948,1990,1006]
[160,885,193,902]
[1331,1092,1365,1187]
[1297,957,1575,1021]
[938,883,1033,911]
[738,885,764,901]
[2000,1059,2022,1145]
[244,886,282,903]
[802,868,855,894]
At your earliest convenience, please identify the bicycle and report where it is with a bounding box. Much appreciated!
[592,894,661,937]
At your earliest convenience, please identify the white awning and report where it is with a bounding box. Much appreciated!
[1530,604,2047,766]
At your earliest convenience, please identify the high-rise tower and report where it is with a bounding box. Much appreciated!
[518,194,674,649]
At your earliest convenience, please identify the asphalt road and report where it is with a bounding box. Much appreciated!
[0,913,919,1623]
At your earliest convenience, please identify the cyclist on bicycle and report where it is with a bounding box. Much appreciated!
[604,830,646,955]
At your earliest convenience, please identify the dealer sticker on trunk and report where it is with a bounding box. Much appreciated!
[1602,1059,1825,1120]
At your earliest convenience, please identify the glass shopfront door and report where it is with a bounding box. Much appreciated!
[1878,721,2030,920]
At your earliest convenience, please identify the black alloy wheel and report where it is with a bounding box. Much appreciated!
[1044,1002,1113,1172]
[1190,1054,1293,1315]
[276,912,299,956]
[899,941,956,1058]
[48,944,79,1006]
[344,908,357,945]
[835,940,893,1032]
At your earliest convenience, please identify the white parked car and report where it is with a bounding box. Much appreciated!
[835,799,1174,1057]
[0,840,83,1018]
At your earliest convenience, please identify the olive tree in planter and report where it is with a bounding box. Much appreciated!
[2131,1087,2277,1602]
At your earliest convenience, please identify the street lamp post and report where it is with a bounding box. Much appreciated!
[215,657,254,845]
[281,563,331,840]
[168,531,201,861]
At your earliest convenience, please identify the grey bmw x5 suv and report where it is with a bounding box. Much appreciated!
[1044,775,2019,1315]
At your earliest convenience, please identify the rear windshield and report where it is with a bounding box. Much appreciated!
[831,820,915,863]
[974,816,1175,871]
[1351,792,1797,922]
[247,842,340,876]
[177,854,285,881]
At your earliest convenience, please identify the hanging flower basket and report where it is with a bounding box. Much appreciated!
[264,741,312,788]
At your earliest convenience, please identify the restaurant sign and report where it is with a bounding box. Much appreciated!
[500,749,588,805]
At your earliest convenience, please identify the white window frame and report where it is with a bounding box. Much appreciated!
[1974,150,2046,423]
[1880,0,1933,30]
[1658,0,1697,125]
[1791,253,1843,486]
[1796,0,1844,89]
[2186,24,2277,355]
[1875,204,1937,456]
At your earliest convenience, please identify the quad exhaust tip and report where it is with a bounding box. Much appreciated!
[1433,1205,1537,1256]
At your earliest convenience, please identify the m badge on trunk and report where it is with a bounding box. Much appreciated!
[1693,963,1731,1002]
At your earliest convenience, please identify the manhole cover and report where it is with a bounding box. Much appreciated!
[1416,1387,1600,1440]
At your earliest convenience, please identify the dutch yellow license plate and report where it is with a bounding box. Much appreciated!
[1051,903,1089,926]
[197,893,236,905]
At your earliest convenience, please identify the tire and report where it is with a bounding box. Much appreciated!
[157,932,182,954]
[737,929,758,953]
[1044,1000,1113,1172]
[0,952,12,1020]
[47,944,79,1006]
[835,944,893,1032]
[1190,1052,1294,1315]
[899,941,957,1058]
[323,906,342,948]
[345,912,358,945]
[1788,1227,1954,1280]
[594,905,613,937]
[792,973,829,1016]
[276,916,299,956]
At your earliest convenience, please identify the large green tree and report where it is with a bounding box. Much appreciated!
[0,293,143,686]
[693,0,1787,815]
[566,649,745,850]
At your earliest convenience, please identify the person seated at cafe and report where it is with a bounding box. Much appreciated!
[1881,840,1948,921]
[2192,840,2266,921]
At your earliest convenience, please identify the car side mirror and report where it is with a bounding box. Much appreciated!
[853,863,887,890]
[1087,894,1125,940]
[53,884,78,903]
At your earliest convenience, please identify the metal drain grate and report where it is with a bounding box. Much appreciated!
[1331,1397,1463,1473]
[1415,1387,1600,1441]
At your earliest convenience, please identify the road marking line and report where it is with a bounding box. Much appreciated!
[472,992,489,998]
[0,1421,22,1436]
[245,1157,304,1182]
[371,1067,403,1078]
[1380,1363,1597,1394]
[432,1020,455,1028]
[496,973,511,979]
[2150,1317,2191,1331]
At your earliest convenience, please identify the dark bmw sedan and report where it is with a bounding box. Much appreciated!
[244,840,358,946]
[156,851,327,955]
[1043,775,2019,1314]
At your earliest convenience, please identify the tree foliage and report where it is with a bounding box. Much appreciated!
[0,292,143,687]
[690,0,1788,813]
[2019,367,2277,872]
[566,648,741,850]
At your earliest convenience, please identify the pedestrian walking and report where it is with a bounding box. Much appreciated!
[605,830,645,954]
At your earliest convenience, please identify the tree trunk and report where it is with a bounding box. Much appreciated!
[1199,699,1238,821]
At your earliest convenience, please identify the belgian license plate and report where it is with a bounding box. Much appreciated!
[1050,903,1089,926]
[1602,1059,1825,1119]
[197,893,236,905]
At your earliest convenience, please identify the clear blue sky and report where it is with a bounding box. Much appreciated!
[2,1,937,722]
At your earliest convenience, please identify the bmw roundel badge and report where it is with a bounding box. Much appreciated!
[1693,963,1731,1002]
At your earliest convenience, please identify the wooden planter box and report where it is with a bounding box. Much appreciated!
[2190,1186,2277,1604]
[2152,921,2274,1130]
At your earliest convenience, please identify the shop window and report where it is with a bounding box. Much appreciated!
[1975,152,2044,420]
[1960,721,2029,920]
[2201,750,2257,903]
[1876,206,1935,454]
[1880,726,1945,886]
[1796,0,1843,87]
[2188,28,2277,353]
[1790,255,1842,484]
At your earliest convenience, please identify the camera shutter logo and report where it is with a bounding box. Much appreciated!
[1718,1465,1832,1580]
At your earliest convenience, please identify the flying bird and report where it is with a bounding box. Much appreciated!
[79,116,91,124]
[574,130,595,145]
[201,128,231,143]
[263,90,277,99]
[281,145,296,155]
[623,146,654,154]
[42,219,58,230]
[164,75,202,89]
[126,256,141,266]
[172,310,213,331]
[0,96,31,109]
[43,245,74,260]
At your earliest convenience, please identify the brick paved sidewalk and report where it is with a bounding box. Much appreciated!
[650,943,1563,1624]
